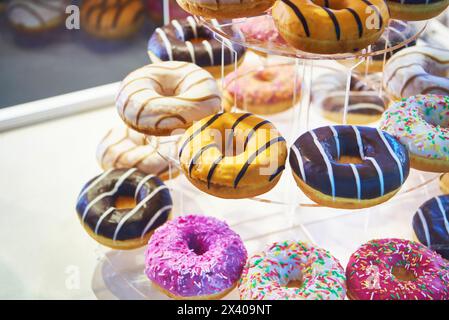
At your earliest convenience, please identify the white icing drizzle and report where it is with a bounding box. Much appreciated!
[310,131,335,199]
[140,205,173,238]
[349,163,361,201]
[94,207,115,235]
[347,103,385,113]
[417,208,431,247]
[113,185,169,241]
[185,41,196,64]
[352,126,365,158]
[186,16,198,38]
[352,126,384,196]
[134,174,156,198]
[329,126,340,159]
[291,144,306,183]
[171,19,185,41]
[156,28,173,61]
[435,196,449,236]
[366,157,384,196]
[376,128,404,184]
[78,169,113,200]
[202,40,214,65]
[81,168,137,222]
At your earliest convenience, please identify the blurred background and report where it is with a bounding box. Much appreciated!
[0,0,188,108]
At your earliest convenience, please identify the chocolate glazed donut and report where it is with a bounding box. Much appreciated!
[148,17,246,76]
[289,126,410,209]
[413,195,449,260]
[76,168,173,249]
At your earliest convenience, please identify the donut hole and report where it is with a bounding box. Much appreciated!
[392,266,417,282]
[187,234,209,256]
[114,196,137,210]
[254,69,276,82]
[285,279,304,289]
[211,129,247,157]
[337,155,364,165]
[311,0,347,10]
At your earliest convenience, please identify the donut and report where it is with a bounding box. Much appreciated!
[175,0,276,19]
[147,17,246,78]
[7,0,69,32]
[386,0,449,21]
[233,14,287,54]
[440,173,449,194]
[80,0,146,40]
[346,238,449,300]
[289,125,410,209]
[145,0,188,24]
[178,112,288,199]
[238,241,346,300]
[223,61,301,114]
[144,215,247,300]
[413,195,449,261]
[312,72,387,125]
[116,61,221,136]
[75,168,173,250]
[383,46,449,100]
[97,126,180,181]
[340,20,417,73]
[380,95,449,172]
[272,0,390,54]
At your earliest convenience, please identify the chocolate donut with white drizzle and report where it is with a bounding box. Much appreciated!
[413,195,449,260]
[76,169,173,249]
[313,72,388,125]
[289,126,410,209]
[148,17,246,77]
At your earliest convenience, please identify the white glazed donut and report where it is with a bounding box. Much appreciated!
[7,0,69,32]
[116,61,221,136]
[97,126,179,180]
[383,46,449,99]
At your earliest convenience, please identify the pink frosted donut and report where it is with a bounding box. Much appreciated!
[144,215,247,299]
[346,238,449,300]
[234,14,286,50]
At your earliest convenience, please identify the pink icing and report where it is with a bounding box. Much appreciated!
[235,14,286,46]
[346,238,449,300]
[144,215,247,298]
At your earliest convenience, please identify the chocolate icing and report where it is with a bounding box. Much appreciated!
[289,126,410,200]
[371,20,416,61]
[76,168,172,241]
[148,17,246,67]
[413,195,449,260]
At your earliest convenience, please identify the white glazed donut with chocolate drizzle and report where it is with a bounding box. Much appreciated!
[312,72,387,125]
[7,0,69,32]
[97,126,179,181]
[383,46,449,99]
[116,61,221,136]
[148,17,246,78]
[76,168,173,249]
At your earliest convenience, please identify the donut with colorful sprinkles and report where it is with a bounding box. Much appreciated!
[238,241,346,300]
[346,238,449,300]
[144,215,247,300]
[380,95,449,172]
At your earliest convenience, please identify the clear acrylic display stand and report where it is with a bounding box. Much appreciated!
[91,8,442,299]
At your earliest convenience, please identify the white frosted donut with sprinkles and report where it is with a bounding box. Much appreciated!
[116,61,221,136]
[238,241,346,300]
[380,94,449,172]
[97,126,179,181]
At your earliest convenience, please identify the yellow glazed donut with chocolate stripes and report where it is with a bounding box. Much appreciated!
[116,61,221,136]
[178,113,288,199]
[80,0,146,40]
[272,0,390,54]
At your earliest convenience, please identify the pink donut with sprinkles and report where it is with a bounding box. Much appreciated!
[144,215,247,300]
[346,238,449,300]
